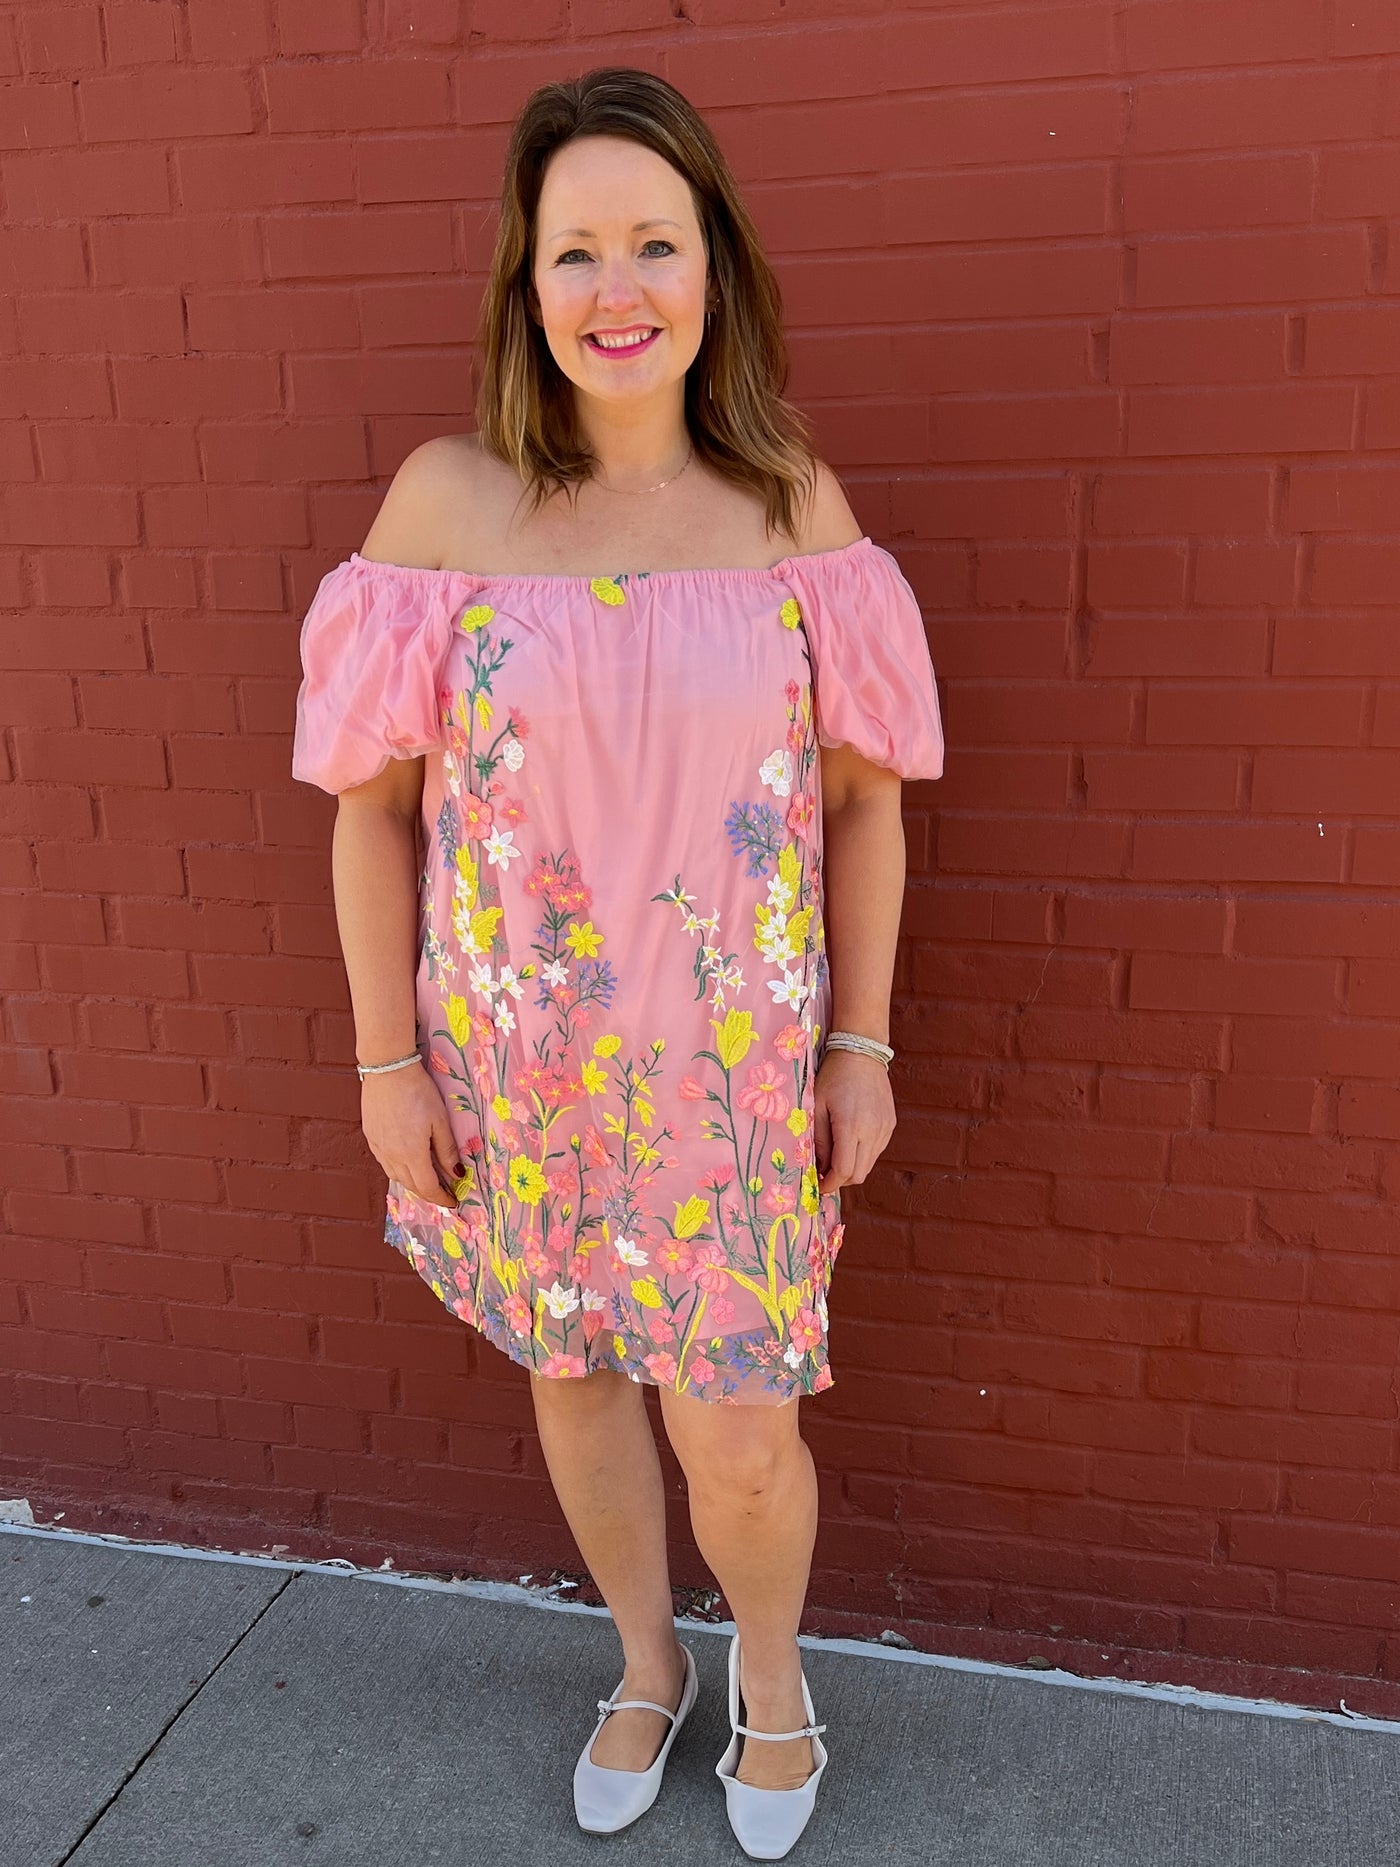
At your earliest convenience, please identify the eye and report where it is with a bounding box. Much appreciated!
[642,239,676,256]
[555,248,589,265]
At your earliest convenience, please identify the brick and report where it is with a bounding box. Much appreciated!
[1275,617,1400,677]
[1137,230,1368,310]
[1254,750,1400,814]
[1130,954,1337,1017]
[932,392,1122,463]
[1130,68,1383,156]
[1082,750,1238,811]
[1310,542,1400,608]
[1214,1075,1318,1134]
[1061,895,1228,954]
[1109,313,1287,385]
[1193,543,1297,608]
[1318,149,1400,221]
[1132,821,1344,884]
[1331,0,1400,56]
[1085,619,1268,678]
[1091,467,1271,535]
[889,165,1109,244]
[1234,900,1400,959]
[1148,678,1365,752]
[1127,385,1356,457]
[1123,0,1329,69]
[1122,154,1314,233]
[1290,466,1400,532]
[1086,543,1188,607]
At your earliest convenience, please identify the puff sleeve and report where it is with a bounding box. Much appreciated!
[291,555,452,795]
[781,539,945,781]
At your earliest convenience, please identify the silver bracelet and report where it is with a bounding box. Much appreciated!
[822,1029,894,1068]
[356,1050,422,1080]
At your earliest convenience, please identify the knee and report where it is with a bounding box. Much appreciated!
[683,1433,794,1507]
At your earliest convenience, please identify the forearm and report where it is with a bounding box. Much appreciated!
[330,802,421,1065]
[819,786,906,1047]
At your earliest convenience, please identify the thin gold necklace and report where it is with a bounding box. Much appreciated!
[592,441,694,496]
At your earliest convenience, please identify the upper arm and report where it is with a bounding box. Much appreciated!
[330,439,467,820]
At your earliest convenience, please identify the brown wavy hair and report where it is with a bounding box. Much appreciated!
[473,66,817,543]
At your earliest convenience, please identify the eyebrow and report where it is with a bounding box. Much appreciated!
[545,218,684,241]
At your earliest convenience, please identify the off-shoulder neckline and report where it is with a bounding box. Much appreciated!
[344,534,878,587]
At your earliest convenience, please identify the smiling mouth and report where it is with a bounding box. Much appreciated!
[585,328,660,355]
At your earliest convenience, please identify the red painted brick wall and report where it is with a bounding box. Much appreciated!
[3,3,1399,1710]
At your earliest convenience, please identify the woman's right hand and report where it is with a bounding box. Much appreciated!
[360,1062,465,1212]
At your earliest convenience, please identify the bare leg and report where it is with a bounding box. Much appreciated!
[658,1388,819,1791]
[528,1368,688,1771]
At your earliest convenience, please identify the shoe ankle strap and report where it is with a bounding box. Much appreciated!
[733,1719,827,1741]
[598,1695,680,1723]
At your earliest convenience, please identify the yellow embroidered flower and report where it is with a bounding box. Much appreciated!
[459,604,495,632]
[613,1334,629,1359]
[672,1195,710,1240]
[510,1156,548,1204]
[711,1007,757,1069]
[441,1225,465,1257]
[581,1058,609,1096]
[446,994,471,1046]
[748,1174,764,1195]
[474,692,493,730]
[787,1107,809,1136]
[590,576,627,606]
[770,1148,786,1171]
[565,920,603,957]
[800,1164,821,1214]
[491,1092,513,1120]
[631,1277,663,1308]
[779,596,802,630]
[451,1170,476,1202]
[593,1033,622,1057]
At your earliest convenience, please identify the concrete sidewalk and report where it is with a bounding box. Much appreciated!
[5,1525,1399,1867]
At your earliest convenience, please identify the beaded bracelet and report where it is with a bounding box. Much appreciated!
[356,1050,422,1081]
[823,1029,895,1068]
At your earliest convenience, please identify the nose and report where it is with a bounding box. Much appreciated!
[594,261,645,315]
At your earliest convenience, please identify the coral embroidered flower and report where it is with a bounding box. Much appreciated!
[644,1351,679,1384]
[503,1293,532,1335]
[541,1352,587,1377]
[789,1306,823,1353]
[736,1058,791,1122]
[774,1023,808,1059]
[678,1075,708,1100]
[786,790,814,836]
[461,792,494,837]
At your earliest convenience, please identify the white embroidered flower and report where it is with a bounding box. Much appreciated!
[499,737,524,771]
[542,957,569,987]
[581,1286,606,1312]
[760,747,793,796]
[543,1281,581,1319]
[468,961,497,999]
[485,826,519,868]
[784,1342,804,1370]
[497,964,525,1001]
[614,1235,648,1267]
[766,967,810,1011]
[767,877,795,912]
[718,961,746,993]
[494,1002,516,1034]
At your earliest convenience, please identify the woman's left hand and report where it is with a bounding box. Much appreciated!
[813,1048,896,1196]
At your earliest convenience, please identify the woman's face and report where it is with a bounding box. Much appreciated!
[531,134,710,410]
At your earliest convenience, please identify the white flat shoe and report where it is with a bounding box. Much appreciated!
[714,1631,829,1860]
[572,1642,698,1834]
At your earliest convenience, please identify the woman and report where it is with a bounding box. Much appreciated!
[292,66,943,1861]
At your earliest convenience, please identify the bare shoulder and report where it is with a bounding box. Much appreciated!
[791,457,865,557]
[357,433,492,571]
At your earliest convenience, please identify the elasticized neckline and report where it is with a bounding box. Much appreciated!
[344,535,877,587]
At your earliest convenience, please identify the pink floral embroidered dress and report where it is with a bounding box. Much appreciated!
[292,536,943,1405]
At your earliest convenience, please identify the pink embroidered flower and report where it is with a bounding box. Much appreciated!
[813,1362,834,1393]
[649,1315,675,1343]
[789,1305,823,1353]
[785,679,800,706]
[507,709,529,739]
[702,1168,733,1191]
[786,790,814,837]
[503,1293,532,1335]
[689,1354,716,1387]
[774,1023,808,1059]
[461,792,494,838]
[582,1309,603,1343]
[498,796,529,826]
[583,1126,610,1168]
[541,1351,586,1378]
[710,1297,736,1327]
[763,1181,797,1216]
[736,1058,791,1122]
[691,1241,729,1294]
[786,718,804,755]
[827,1221,846,1262]
[523,1238,550,1277]
[678,1075,708,1101]
[643,1351,678,1385]
[654,1239,695,1279]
